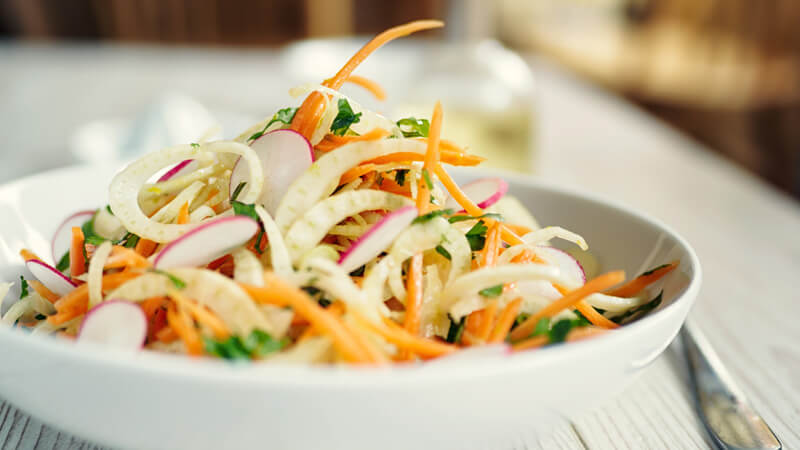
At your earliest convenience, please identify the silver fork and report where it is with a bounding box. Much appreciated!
[681,321,782,449]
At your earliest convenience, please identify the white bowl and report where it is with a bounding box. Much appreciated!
[0,165,700,450]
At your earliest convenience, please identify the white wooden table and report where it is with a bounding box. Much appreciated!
[0,43,798,449]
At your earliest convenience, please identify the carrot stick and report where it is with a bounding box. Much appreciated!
[552,283,619,329]
[296,301,345,341]
[156,326,178,343]
[488,297,523,343]
[339,164,376,185]
[364,149,484,167]
[415,101,443,213]
[509,271,625,341]
[481,221,502,267]
[402,253,424,336]
[514,325,607,351]
[134,238,158,257]
[168,289,230,340]
[351,311,456,359]
[166,304,204,356]
[606,261,679,298]
[344,74,387,100]
[474,299,498,342]
[511,335,549,351]
[48,271,140,325]
[290,91,328,140]
[140,296,168,319]
[19,249,41,262]
[104,246,151,269]
[242,274,370,363]
[69,227,86,278]
[503,223,532,236]
[176,201,190,225]
[376,176,412,197]
[316,128,390,152]
[29,280,59,303]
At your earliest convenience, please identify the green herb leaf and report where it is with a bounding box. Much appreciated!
[533,317,550,336]
[394,169,408,186]
[105,205,114,215]
[149,269,186,289]
[230,181,247,202]
[611,291,663,324]
[396,117,430,138]
[55,251,70,272]
[640,263,671,277]
[121,233,140,249]
[81,212,107,246]
[231,201,259,221]
[421,169,434,190]
[548,319,575,343]
[479,284,504,298]
[445,314,465,343]
[190,143,200,149]
[448,213,504,223]
[253,230,265,255]
[248,107,298,141]
[330,99,362,136]
[412,208,454,225]
[204,329,287,361]
[34,314,46,320]
[511,313,530,330]
[465,220,489,251]
[349,265,366,277]
[19,276,29,299]
[435,245,452,260]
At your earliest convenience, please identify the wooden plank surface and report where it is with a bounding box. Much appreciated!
[0,45,797,449]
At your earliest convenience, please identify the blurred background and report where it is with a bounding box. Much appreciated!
[1,0,799,198]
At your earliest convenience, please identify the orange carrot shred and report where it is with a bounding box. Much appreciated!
[29,280,59,303]
[166,304,204,356]
[19,249,41,262]
[69,227,86,278]
[552,283,619,329]
[134,238,158,257]
[606,261,679,298]
[488,297,523,343]
[176,202,190,225]
[344,74,387,101]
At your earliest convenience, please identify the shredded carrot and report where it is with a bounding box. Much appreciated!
[376,176,412,197]
[352,311,456,359]
[316,128,391,152]
[339,164,376,186]
[104,246,151,269]
[243,274,371,363]
[140,296,168,319]
[207,254,232,271]
[29,280,59,303]
[399,253,424,359]
[296,301,345,341]
[503,223,532,236]
[565,326,608,342]
[415,101,443,213]
[176,202,190,225]
[290,20,443,140]
[134,238,158,257]
[552,283,619,329]
[156,326,178,343]
[488,297,523,343]
[365,149,484,167]
[168,289,230,340]
[606,261,679,298]
[48,271,141,325]
[344,74,387,100]
[474,299,498,342]
[511,335,549,351]
[509,271,626,341]
[19,249,41,262]
[166,304,204,356]
[68,227,86,278]
[481,221,502,267]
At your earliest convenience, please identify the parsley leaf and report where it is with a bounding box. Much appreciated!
[231,201,259,221]
[548,319,575,343]
[248,107,298,141]
[55,251,70,272]
[81,212,107,246]
[394,169,408,186]
[412,208,454,225]
[448,213,504,223]
[204,329,287,361]
[421,169,434,189]
[533,317,550,336]
[149,269,186,289]
[19,276,29,299]
[396,117,430,138]
[190,142,200,149]
[230,181,247,202]
[121,232,140,249]
[330,99,362,136]
[435,245,452,260]
[465,220,489,251]
[611,291,663,324]
[445,315,465,343]
[349,265,366,277]
[512,313,530,330]
[479,284,503,298]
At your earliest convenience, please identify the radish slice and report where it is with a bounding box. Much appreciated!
[157,159,197,182]
[153,216,259,269]
[51,210,94,262]
[444,177,508,211]
[77,300,146,350]
[229,129,313,215]
[26,260,77,296]
[338,206,418,273]
[534,246,586,286]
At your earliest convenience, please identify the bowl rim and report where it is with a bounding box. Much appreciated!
[0,164,702,388]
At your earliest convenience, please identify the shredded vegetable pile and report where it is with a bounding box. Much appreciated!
[2,20,679,365]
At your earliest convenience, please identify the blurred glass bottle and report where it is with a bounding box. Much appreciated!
[393,0,537,172]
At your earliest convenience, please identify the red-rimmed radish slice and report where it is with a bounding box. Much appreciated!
[230,129,313,215]
[156,159,197,182]
[444,177,508,211]
[426,344,511,366]
[534,246,586,285]
[77,299,147,350]
[153,216,259,269]
[26,259,77,296]
[338,206,418,273]
[51,210,94,262]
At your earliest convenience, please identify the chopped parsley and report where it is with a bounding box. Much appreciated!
[611,291,663,324]
[190,142,200,149]
[19,277,29,299]
[532,317,550,336]
[81,212,107,246]
[204,329,287,361]
[435,245,451,260]
[231,201,259,221]
[448,213,504,224]
[120,232,140,249]
[465,220,489,251]
[349,265,366,277]
[330,99,362,136]
[396,117,430,138]
[230,181,247,202]
[445,315,465,343]
[394,169,408,186]
[248,107,298,141]
[521,316,591,344]
[512,313,530,330]
[149,269,186,289]
[478,284,503,298]
[412,208,454,225]
[421,169,434,190]
[55,251,70,272]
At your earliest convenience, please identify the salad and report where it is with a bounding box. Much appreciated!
[2,20,677,364]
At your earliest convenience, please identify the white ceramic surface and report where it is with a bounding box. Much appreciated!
[0,164,701,450]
